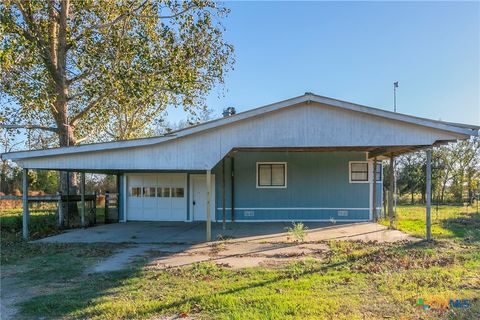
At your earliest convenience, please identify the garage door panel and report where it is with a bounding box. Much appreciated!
[127,173,187,221]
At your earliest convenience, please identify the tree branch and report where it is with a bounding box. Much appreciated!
[69,91,111,126]
[0,124,59,133]
[142,5,196,19]
[71,0,149,43]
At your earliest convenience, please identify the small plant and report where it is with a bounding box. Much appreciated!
[285,222,308,243]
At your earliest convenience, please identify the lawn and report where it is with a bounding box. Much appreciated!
[379,204,480,241]
[1,205,479,319]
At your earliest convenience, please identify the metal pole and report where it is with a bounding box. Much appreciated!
[231,156,235,222]
[57,191,63,227]
[222,158,226,230]
[372,158,377,222]
[80,172,86,228]
[22,168,29,240]
[206,169,212,241]
[388,155,395,229]
[426,149,432,241]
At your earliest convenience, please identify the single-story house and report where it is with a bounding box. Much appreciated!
[3,93,478,240]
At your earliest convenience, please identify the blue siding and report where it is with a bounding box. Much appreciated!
[213,151,381,221]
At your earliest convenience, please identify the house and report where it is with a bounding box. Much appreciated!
[3,93,478,240]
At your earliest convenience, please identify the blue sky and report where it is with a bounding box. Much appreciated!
[171,1,479,125]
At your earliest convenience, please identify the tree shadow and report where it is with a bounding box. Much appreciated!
[16,240,433,319]
[440,212,480,242]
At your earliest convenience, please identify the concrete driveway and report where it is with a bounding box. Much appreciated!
[35,221,417,244]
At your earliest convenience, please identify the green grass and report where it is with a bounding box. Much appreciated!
[1,205,479,319]
[379,204,480,241]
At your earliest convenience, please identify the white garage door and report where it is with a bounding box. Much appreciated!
[126,173,187,221]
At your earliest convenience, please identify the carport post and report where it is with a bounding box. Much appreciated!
[426,148,432,241]
[206,169,212,241]
[80,172,86,228]
[22,168,29,240]
[222,158,226,230]
[372,157,377,222]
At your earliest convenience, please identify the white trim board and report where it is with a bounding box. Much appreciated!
[216,207,370,210]
[4,93,477,161]
[218,219,371,222]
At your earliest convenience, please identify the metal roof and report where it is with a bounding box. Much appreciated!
[2,93,478,161]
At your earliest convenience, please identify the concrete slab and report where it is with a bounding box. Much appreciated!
[34,221,419,244]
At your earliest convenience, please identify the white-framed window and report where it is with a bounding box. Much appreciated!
[349,161,383,183]
[256,162,287,188]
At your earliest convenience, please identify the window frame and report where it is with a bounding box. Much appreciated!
[256,162,287,189]
[349,161,370,183]
[374,162,383,183]
[348,161,383,183]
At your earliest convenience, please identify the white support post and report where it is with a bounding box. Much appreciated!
[206,170,212,242]
[426,149,432,241]
[80,172,86,228]
[372,157,377,222]
[22,168,29,240]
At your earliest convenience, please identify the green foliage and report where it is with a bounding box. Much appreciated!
[0,209,60,245]
[1,0,234,145]
[285,222,308,242]
[391,138,480,205]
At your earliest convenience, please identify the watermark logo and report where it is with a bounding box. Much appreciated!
[415,297,471,311]
[449,299,471,309]
[416,298,430,310]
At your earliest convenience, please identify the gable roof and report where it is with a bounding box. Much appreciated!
[2,92,478,161]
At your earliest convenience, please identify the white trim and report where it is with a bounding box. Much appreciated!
[369,161,373,220]
[216,207,369,211]
[4,93,476,161]
[349,161,370,183]
[256,162,287,188]
[349,160,383,184]
[121,174,128,222]
[217,219,371,222]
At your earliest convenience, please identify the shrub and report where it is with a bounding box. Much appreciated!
[285,222,308,242]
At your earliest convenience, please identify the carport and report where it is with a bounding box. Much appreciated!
[2,93,478,242]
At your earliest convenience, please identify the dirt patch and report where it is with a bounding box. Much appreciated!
[145,241,330,270]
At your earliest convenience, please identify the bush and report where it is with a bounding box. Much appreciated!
[285,222,308,242]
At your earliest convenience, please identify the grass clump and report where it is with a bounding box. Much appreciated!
[285,222,308,243]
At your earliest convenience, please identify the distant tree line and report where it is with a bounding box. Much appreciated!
[383,137,480,205]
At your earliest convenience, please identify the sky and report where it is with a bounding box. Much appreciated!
[171,1,480,125]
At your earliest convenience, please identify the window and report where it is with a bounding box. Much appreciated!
[158,187,171,197]
[256,162,287,188]
[172,188,184,198]
[143,187,156,197]
[130,187,142,197]
[349,162,369,182]
[375,162,382,182]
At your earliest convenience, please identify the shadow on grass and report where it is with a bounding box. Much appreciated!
[440,212,480,242]
[17,240,431,319]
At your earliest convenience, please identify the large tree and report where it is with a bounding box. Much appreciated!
[0,0,233,146]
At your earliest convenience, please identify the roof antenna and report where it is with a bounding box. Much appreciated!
[393,81,399,112]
